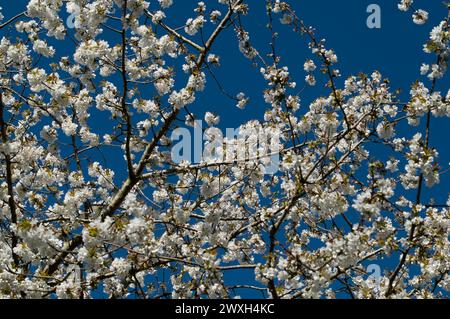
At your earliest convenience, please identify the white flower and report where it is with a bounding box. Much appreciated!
[324,49,338,63]
[74,127,97,146]
[205,112,220,126]
[27,68,47,92]
[420,63,429,75]
[32,39,55,57]
[61,118,78,136]
[40,125,57,142]
[168,89,195,109]
[185,16,205,36]
[126,218,148,242]
[158,0,173,9]
[153,188,169,202]
[236,92,249,109]
[66,2,80,15]
[273,0,283,13]
[195,2,206,14]
[55,281,78,299]
[286,95,300,111]
[210,10,221,23]
[187,72,206,91]
[305,74,316,86]
[207,54,220,65]
[303,59,316,72]
[152,11,165,24]
[412,9,428,25]
[111,258,131,280]
[376,122,395,139]
[103,134,113,145]
[427,64,444,80]
[386,159,399,172]
[383,104,398,117]
[132,99,158,114]
[398,0,413,12]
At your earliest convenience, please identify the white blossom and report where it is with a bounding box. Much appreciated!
[412,9,428,25]
[0,0,446,300]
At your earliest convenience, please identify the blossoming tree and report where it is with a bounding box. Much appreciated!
[0,0,448,299]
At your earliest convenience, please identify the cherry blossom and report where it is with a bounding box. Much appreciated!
[0,0,447,300]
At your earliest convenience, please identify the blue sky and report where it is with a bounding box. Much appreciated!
[1,0,449,298]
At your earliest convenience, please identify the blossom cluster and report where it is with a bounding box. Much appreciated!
[0,0,448,299]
